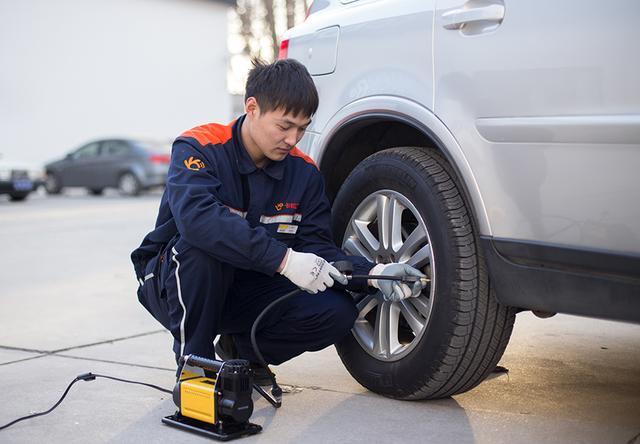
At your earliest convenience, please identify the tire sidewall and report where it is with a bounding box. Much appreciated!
[119,172,141,196]
[45,173,61,194]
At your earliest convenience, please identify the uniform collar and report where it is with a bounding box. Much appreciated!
[233,115,285,181]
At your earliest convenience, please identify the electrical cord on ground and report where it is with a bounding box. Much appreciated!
[88,373,172,395]
[0,372,171,432]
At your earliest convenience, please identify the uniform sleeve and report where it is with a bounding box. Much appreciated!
[293,168,375,293]
[167,139,287,275]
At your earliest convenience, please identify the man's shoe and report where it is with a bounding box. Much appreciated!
[214,334,239,361]
[215,335,275,386]
[250,363,276,386]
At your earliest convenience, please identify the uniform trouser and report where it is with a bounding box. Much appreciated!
[137,237,359,365]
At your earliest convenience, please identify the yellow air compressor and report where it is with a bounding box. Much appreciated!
[162,354,262,440]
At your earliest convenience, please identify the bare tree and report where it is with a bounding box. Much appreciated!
[234,0,308,62]
[228,0,308,97]
[263,0,278,59]
[286,0,296,30]
[236,0,258,59]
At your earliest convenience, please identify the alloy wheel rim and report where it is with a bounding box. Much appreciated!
[119,174,137,195]
[342,189,435,362]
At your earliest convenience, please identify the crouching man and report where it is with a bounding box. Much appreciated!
[131,59,425,384]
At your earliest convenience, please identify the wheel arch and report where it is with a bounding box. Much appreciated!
[118,165,145,182]
[314,99,491,236]
[44,168,65,188]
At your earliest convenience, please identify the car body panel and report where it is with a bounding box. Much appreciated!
[283,0,640,320]
[286,0,435,135]
[286,0,640,256]
[433,0,640,254]
[56,142,103,187]
[96,140,135,187]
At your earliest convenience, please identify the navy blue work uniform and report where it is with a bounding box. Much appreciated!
[131,115,373,365]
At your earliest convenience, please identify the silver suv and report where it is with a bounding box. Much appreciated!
[282,0,640,400]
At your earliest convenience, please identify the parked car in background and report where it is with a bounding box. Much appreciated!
[44,139,170,196]
[282,0,640,401]
[0,156,44,201]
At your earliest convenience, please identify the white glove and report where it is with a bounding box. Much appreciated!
[369,263,427,302]
[279,249,348,294]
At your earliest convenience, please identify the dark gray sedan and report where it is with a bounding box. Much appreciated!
[44,139,170,196]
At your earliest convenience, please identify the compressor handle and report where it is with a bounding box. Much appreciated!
[181,354,224,373]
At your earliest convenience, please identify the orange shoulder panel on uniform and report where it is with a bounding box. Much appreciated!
[289,147,318,169]
[180,121,234,147]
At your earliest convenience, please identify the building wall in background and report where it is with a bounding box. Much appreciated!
[0,0,232,165]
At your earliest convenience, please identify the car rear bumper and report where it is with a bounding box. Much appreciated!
[140,172,167,188]
[0,179,35,194]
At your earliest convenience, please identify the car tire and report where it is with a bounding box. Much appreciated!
[9,192,29,202]
[332,147,516,400]
[45,173,62,195]
[88,188,104,196]
[118,172,141,196]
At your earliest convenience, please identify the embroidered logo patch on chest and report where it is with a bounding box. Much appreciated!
[277,224,298,234]
[275,202,299,211]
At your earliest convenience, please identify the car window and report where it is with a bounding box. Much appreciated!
[102,140,130,156]
[135,140,171,154]
[72,143,100,160]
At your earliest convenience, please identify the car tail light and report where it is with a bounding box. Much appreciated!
[278,39,289,60]
[149,154,170,164]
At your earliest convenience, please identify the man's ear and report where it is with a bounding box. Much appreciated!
[245,97,259,117]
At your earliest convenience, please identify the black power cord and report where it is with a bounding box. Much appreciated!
[0,372,171,432]
[250,288,300,408]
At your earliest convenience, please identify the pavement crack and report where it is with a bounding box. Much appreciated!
[49,329,166,353]
[0,354,50,367]
[0,344,48,353]
[0,330,166,368]
[628,431,640,444]
[278,383,372,398]
[53,354,175,372]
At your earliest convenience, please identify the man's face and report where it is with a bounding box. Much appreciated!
[249,103,311,162]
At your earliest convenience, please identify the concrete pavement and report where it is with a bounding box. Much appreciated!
[1,192,639,443]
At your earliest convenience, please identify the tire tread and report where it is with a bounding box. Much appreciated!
[359,147,515,399]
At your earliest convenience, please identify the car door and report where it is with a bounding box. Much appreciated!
[99,140,133,187]
[61,142,103,187]
[433,0,640,255]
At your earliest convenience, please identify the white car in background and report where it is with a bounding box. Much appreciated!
[281,0,640,400]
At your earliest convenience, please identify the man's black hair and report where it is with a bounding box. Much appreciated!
[245,59,319,118]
